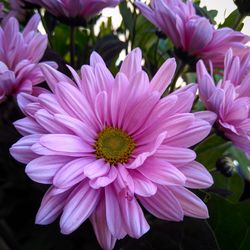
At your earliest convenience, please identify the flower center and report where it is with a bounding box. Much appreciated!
[94,127,135,165]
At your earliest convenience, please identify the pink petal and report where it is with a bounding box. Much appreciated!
[13,117,46,136]
[180,161,213,188]
[26,155,72,184]
[131,170,157,197]
[139,185,184,221]
[84,159,110,179]
[193,111,217,125]
[60,181,100,234]
[120,48,142,81]
[169,186,209,218]
[155,145,196,166]
[138,157,186,185]
[149,58,176,95]
[10,134,40,164]
[105,184,126,239]
[89,167,118,189]
[120,196,150,238]
[36,187,70,225]
[53,158,93,188]
[90,197,117,250]
[39,134,94,154]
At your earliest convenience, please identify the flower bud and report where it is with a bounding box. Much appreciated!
[216,156,238,177]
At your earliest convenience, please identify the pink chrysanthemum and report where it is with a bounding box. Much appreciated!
[197,49,250,159]
[11,49,214,250]
[136,0,250,68]
[0,14,52,103]
[28,0,121,21]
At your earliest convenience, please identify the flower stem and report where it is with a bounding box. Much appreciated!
[70,26,76,68]
[38,9,53,48]
[232,13,246,30]
[163,60,186,96]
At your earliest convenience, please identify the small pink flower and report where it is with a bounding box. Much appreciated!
[11,49,214,250]
[197,49,250,158]
[28,0,121,21]
[0,14,53,103]
[136,0,250,68]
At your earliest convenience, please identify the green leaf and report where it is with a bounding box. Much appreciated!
[195,134,231,170]
[208,195,250,250]
[119,1,134,34]
[219,9,244,30]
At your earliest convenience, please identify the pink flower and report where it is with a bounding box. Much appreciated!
[10,48,214,250]
[0,14,52,103]
[197,49,250,159]
[28,0,121,21]
[136,0,250,68]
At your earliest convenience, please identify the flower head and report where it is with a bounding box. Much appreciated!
[11,48,214,250]
[197,49,250,158]
[28,0,121,25]
[0,14,52,103]
[136,0,250,68]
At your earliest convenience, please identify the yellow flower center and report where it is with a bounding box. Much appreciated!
[94,127,135,165]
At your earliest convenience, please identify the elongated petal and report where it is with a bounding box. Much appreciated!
[180,161,213,189]
[139,185,184,221]
[26,156,72,184]
[36,187,70,225]
[169,186,209,218]
[60,181,100,234]
[120,196,150,238]
[149,58,176,95]
[105,185,126,239]
[90,197,117,250]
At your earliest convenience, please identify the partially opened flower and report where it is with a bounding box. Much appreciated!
[27,0,121,25]
[0,14,52,103]
[136,0,250,68]
[197,49,250,158]
[11,48,214,250]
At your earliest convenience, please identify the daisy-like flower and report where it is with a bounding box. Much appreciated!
[11,49,214,250]
[136,0,250,68]
[27,0,121,25]
[0,14,52,103]
[197,49,250,159]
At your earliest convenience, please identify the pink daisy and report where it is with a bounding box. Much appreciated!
[136,0,250,68]
[0,14,53,103]
[11,48,214,250]
[197,49,250,159]
[27,0,121,23]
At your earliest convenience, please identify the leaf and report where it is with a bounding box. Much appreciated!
[219,9,244,30]
[208,195,250,250]
[195,134,232,170]
[119,1,134,34]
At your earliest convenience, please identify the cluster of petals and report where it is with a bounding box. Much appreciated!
[27,0,121,20]
[197,49,250,159]
[136,0,250,68]
[10,48,214,250]
[0,14,51,103]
